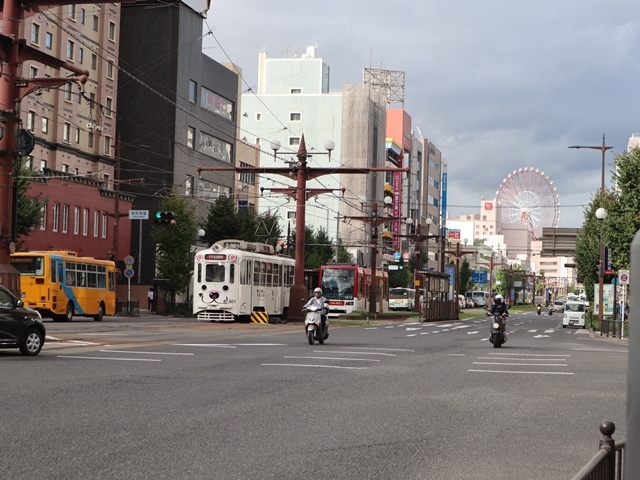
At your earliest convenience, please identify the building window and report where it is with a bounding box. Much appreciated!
[103,173,111,190]
[105,97,113,117]
[289,112,301,122]
[101,212,107,239]
[78,47,84,64]
[288,137,300,147]
[52,204,60,232]
[290,88,302,94]
[108,21,116,41]
[63,123,71,143]
[93,15,98,31]
[104,136,112,155]
[73,207,80,235]
[45,32,52,49]
[187,127,195,148]
[88,131,94,148]
[82,208,89,236]
[256,113,262,121]
[61,163,69,173]
[66,40,75,60]
[188,80,197,103]
[41,117,49,134]
[80,8,85,24]
[31,23,40,44]
[64,83,72,101]
[199,86,234,120]
[185,175,193,195]
[75,127,80,144]
[39,206,46,231]
[106,59,114,79]
[62,205,69,233]
[29,66,38,78]
[39,160,46,172]
[93,211,99,237]
[198,132,232,162]
[68,5,76,20]
[26,110,36,131]
[91,54,97,70]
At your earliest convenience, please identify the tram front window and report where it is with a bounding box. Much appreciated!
[205,264,225,282]
[321,269,355,300]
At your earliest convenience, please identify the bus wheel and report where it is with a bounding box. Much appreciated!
[94,303,105,321]
[63,302,74,322]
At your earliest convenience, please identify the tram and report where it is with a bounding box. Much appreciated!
[192,239,295,322]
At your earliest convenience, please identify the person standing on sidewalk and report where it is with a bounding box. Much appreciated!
[147,287,154,312]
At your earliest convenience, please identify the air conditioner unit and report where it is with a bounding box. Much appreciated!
[95,126,102,132]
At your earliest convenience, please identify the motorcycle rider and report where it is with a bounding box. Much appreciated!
[305,287,329,336]
[536,303,542,315]
[488,294,509,343]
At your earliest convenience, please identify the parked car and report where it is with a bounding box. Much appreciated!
[458,295,466,309]
[0,284,46,356]
[465,298,475,308]
[475,297,488,308]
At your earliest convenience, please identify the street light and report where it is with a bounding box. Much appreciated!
[569,134,612,327]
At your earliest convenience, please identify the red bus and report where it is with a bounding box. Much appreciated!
[318,263,388,317]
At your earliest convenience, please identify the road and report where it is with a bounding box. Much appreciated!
[0,310,628,480]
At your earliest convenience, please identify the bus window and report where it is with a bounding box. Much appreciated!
[57,263,63,284]
[66,271,76,286]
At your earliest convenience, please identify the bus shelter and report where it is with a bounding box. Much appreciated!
[416,270,458,321]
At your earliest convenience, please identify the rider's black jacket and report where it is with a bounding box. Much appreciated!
[489,302,509,316]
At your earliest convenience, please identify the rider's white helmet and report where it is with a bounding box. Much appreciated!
[314,287,323,295]
[494,294,503,303]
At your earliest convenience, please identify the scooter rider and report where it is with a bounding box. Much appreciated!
[488,294,509,342]
[305,287,328,335]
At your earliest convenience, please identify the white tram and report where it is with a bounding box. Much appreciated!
[193,239,295,322]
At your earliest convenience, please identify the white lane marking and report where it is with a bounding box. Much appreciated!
[420,332,429,335]
[467,331,480,335]
[421,322,437,326]
[171,344,236,348]
[339,347,414,352]
[45,335,62,341]
[99,350,194,356]
[405,322,421,325]
[232,343,286,346]
[407,334,417,337]
[405,327,421,331]
[572,348,628,353]
[528,330,538,333]
[441,329,450,332]
[319,350,396,356]
[477,357,567,361]
[473,362,568,366]
[82,333,129,336]
[489,353,571,357]
[63,340,101,345]
[262,364,366,370]
[544,329,556,333]
[452,325,473,330]
[533,335,550,338]
[437,324,455,328]
[57,356,161,362]
[364,327,379,330]
[285,356,380,362]
[448,353,466,356]
[384,326,395,329]
[469,369,573,375]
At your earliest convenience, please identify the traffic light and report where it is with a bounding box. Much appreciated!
[154,211,177,226]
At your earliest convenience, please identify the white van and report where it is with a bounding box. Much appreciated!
[562,300,587,328]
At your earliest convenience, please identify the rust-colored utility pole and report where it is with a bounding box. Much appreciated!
[343,202,407,314]
[444,242,476,314]
[198,135,408,319]
[0,0,132,292]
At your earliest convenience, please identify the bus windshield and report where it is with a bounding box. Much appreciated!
[321,268,355,300]
[10,256,45,276]
[389,288,412,299]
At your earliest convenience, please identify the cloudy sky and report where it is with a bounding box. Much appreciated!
[202,0,639,229]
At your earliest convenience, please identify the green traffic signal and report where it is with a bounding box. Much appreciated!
[154,211,177,226]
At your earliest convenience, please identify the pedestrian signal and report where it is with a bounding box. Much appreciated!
[154,211,177,226]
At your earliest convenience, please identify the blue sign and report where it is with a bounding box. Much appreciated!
[124,268,135,279]
[445,266,455,286]
[472,270,488,284]
[441,172,448,219]
[393,251,401,261]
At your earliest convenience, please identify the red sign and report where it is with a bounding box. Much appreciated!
[449,229,461,239]
[484,202,493,210]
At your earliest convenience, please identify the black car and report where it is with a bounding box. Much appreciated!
[0,284,46,356]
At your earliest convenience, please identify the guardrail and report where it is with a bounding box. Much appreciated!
[571,421,625,480]
[600,319,629,339]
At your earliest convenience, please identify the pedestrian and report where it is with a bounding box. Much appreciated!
[147,287,154,312]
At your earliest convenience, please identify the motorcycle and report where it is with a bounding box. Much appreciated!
[487,313,508,348]
[303,304,329,345]
[536,305,541,315]
[548,306,553,316]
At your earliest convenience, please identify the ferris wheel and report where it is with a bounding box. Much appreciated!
[495,167,560,240]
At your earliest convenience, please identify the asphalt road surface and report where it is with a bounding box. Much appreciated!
[1,310,628,480]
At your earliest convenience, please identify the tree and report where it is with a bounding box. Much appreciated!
[151,190,198,303]
[14,157,46,248]
[388,262,411,288]
[336,238,353,263]
[202,196,243,245]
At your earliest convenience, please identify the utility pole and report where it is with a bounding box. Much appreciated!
[444,241,476,314]
[343,201,407,314]
[198,135,408,319]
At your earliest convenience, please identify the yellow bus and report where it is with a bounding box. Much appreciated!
[10,251,117,321]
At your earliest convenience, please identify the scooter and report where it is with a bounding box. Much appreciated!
[548,306,553,316]
[487,313,508,348]
[303,304,329,345]
[536,305,541,315]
